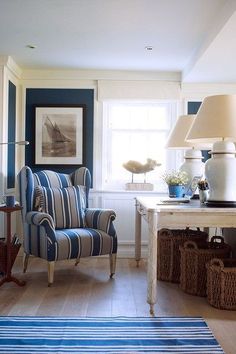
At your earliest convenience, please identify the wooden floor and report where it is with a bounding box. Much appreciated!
[0,256,236,354]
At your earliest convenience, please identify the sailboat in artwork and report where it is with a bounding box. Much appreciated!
[44,116,72,143]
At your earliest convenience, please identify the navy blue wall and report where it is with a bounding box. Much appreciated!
[187,101,202,115]
[25,88,94,176]
[7,81,16,189]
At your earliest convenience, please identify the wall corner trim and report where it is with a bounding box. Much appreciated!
[0,56,22,79]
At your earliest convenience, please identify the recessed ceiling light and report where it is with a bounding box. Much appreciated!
[26,44,37,49]
[145,46,153,51]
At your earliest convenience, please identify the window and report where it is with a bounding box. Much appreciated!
[102,101,178,191]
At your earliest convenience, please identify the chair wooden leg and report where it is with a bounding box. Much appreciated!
[23,252,29,273]
[109,253,117,278]
[48,261,55,287]
[75,258,80,266]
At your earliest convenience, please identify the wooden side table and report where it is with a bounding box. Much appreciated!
[0,205,25,286]
[135,197,236,315]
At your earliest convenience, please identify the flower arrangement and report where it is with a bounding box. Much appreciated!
[197,179,209,190]
[161,170,189,186]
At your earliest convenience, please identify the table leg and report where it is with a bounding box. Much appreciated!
[204,227,210,240]
[135,203,142,267]
[147,210,158,316]
[0,275,25,287]
[0,211,25,287]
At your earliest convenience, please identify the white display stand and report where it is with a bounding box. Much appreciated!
[125,183,154,191]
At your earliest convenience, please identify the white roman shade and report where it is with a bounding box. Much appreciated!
[98,80,181,100]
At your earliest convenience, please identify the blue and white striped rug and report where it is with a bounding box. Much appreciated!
[0,316,224,353]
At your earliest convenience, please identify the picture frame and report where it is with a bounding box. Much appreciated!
[185,175,202,197]
[35,105,85,165]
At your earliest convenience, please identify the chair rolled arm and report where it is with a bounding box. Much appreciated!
[25,211,57,256]
[26,211,55,230]
[85,208,116,234]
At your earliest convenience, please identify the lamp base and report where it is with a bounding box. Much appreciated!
[205,141,236,202]
[205,200,236,207]
[179,154,204,196]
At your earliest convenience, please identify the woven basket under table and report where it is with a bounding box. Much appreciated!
[180,236,231,297]
[157,228,208,283]
[206,258,236,310]
[0,241,21,274]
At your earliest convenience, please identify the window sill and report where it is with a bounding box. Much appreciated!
[90,189,166,195]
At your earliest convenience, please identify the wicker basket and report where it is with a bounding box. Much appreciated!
[180,236,231,297]
[157,228,208,283]
[0,241,21,274]
[206,258,236,310]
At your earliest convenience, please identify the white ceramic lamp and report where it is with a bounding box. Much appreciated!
[166,115,209,188]
[186,94,236,205]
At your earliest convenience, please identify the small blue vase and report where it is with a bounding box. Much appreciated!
[168,185,185,198]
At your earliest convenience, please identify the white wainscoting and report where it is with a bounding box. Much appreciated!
[90,190,160,258]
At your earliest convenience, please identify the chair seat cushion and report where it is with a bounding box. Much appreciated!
[55,228,114,260]
[35,185,86,229]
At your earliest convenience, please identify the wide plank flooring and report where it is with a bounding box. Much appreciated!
[0,256,236,354]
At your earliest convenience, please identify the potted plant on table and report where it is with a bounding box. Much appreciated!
[162,170,189,198]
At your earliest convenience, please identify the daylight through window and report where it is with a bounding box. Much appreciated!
[102,101,178,190]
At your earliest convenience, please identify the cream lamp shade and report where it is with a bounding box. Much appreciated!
[186,94,236,205]
[186,95,236,143]
[166,115,210,192]
[166,114,211,151]
[166,115,196,149]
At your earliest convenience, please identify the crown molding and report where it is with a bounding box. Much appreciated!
[21,68,181,82]
[0,56,22,79]
[181,82,236,99]
[0,56,9,66]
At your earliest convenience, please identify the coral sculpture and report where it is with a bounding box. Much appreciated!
[123,158,161,183]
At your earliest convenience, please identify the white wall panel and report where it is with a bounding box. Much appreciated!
[90,191,150,258]
[98,80,181,100]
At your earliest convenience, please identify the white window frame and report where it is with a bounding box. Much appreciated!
[100,100,181,192]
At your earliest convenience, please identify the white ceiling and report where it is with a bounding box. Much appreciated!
[0,0,236,82]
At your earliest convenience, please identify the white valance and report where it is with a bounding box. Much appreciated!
[98,80,181,100]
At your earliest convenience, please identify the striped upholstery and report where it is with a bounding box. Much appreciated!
[55,228,115,260]
[35,185,86,229]
[17,166,117,265]
[34,170,73,188]
[85,209,117,236]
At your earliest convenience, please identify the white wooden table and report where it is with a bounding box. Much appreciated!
[135,197,236,315]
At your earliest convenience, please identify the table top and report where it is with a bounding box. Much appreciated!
[135,196,236,214]
[0,205,22,213]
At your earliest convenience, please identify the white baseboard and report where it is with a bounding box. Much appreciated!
[17,242,148,259]
[116,241,148,258]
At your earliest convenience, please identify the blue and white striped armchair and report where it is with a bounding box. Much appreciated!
[18,166,117,285]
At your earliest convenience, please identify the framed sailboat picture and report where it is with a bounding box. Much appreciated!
[35,105,84,165]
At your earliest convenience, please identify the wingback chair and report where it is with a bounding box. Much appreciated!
[18,166,117,285]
